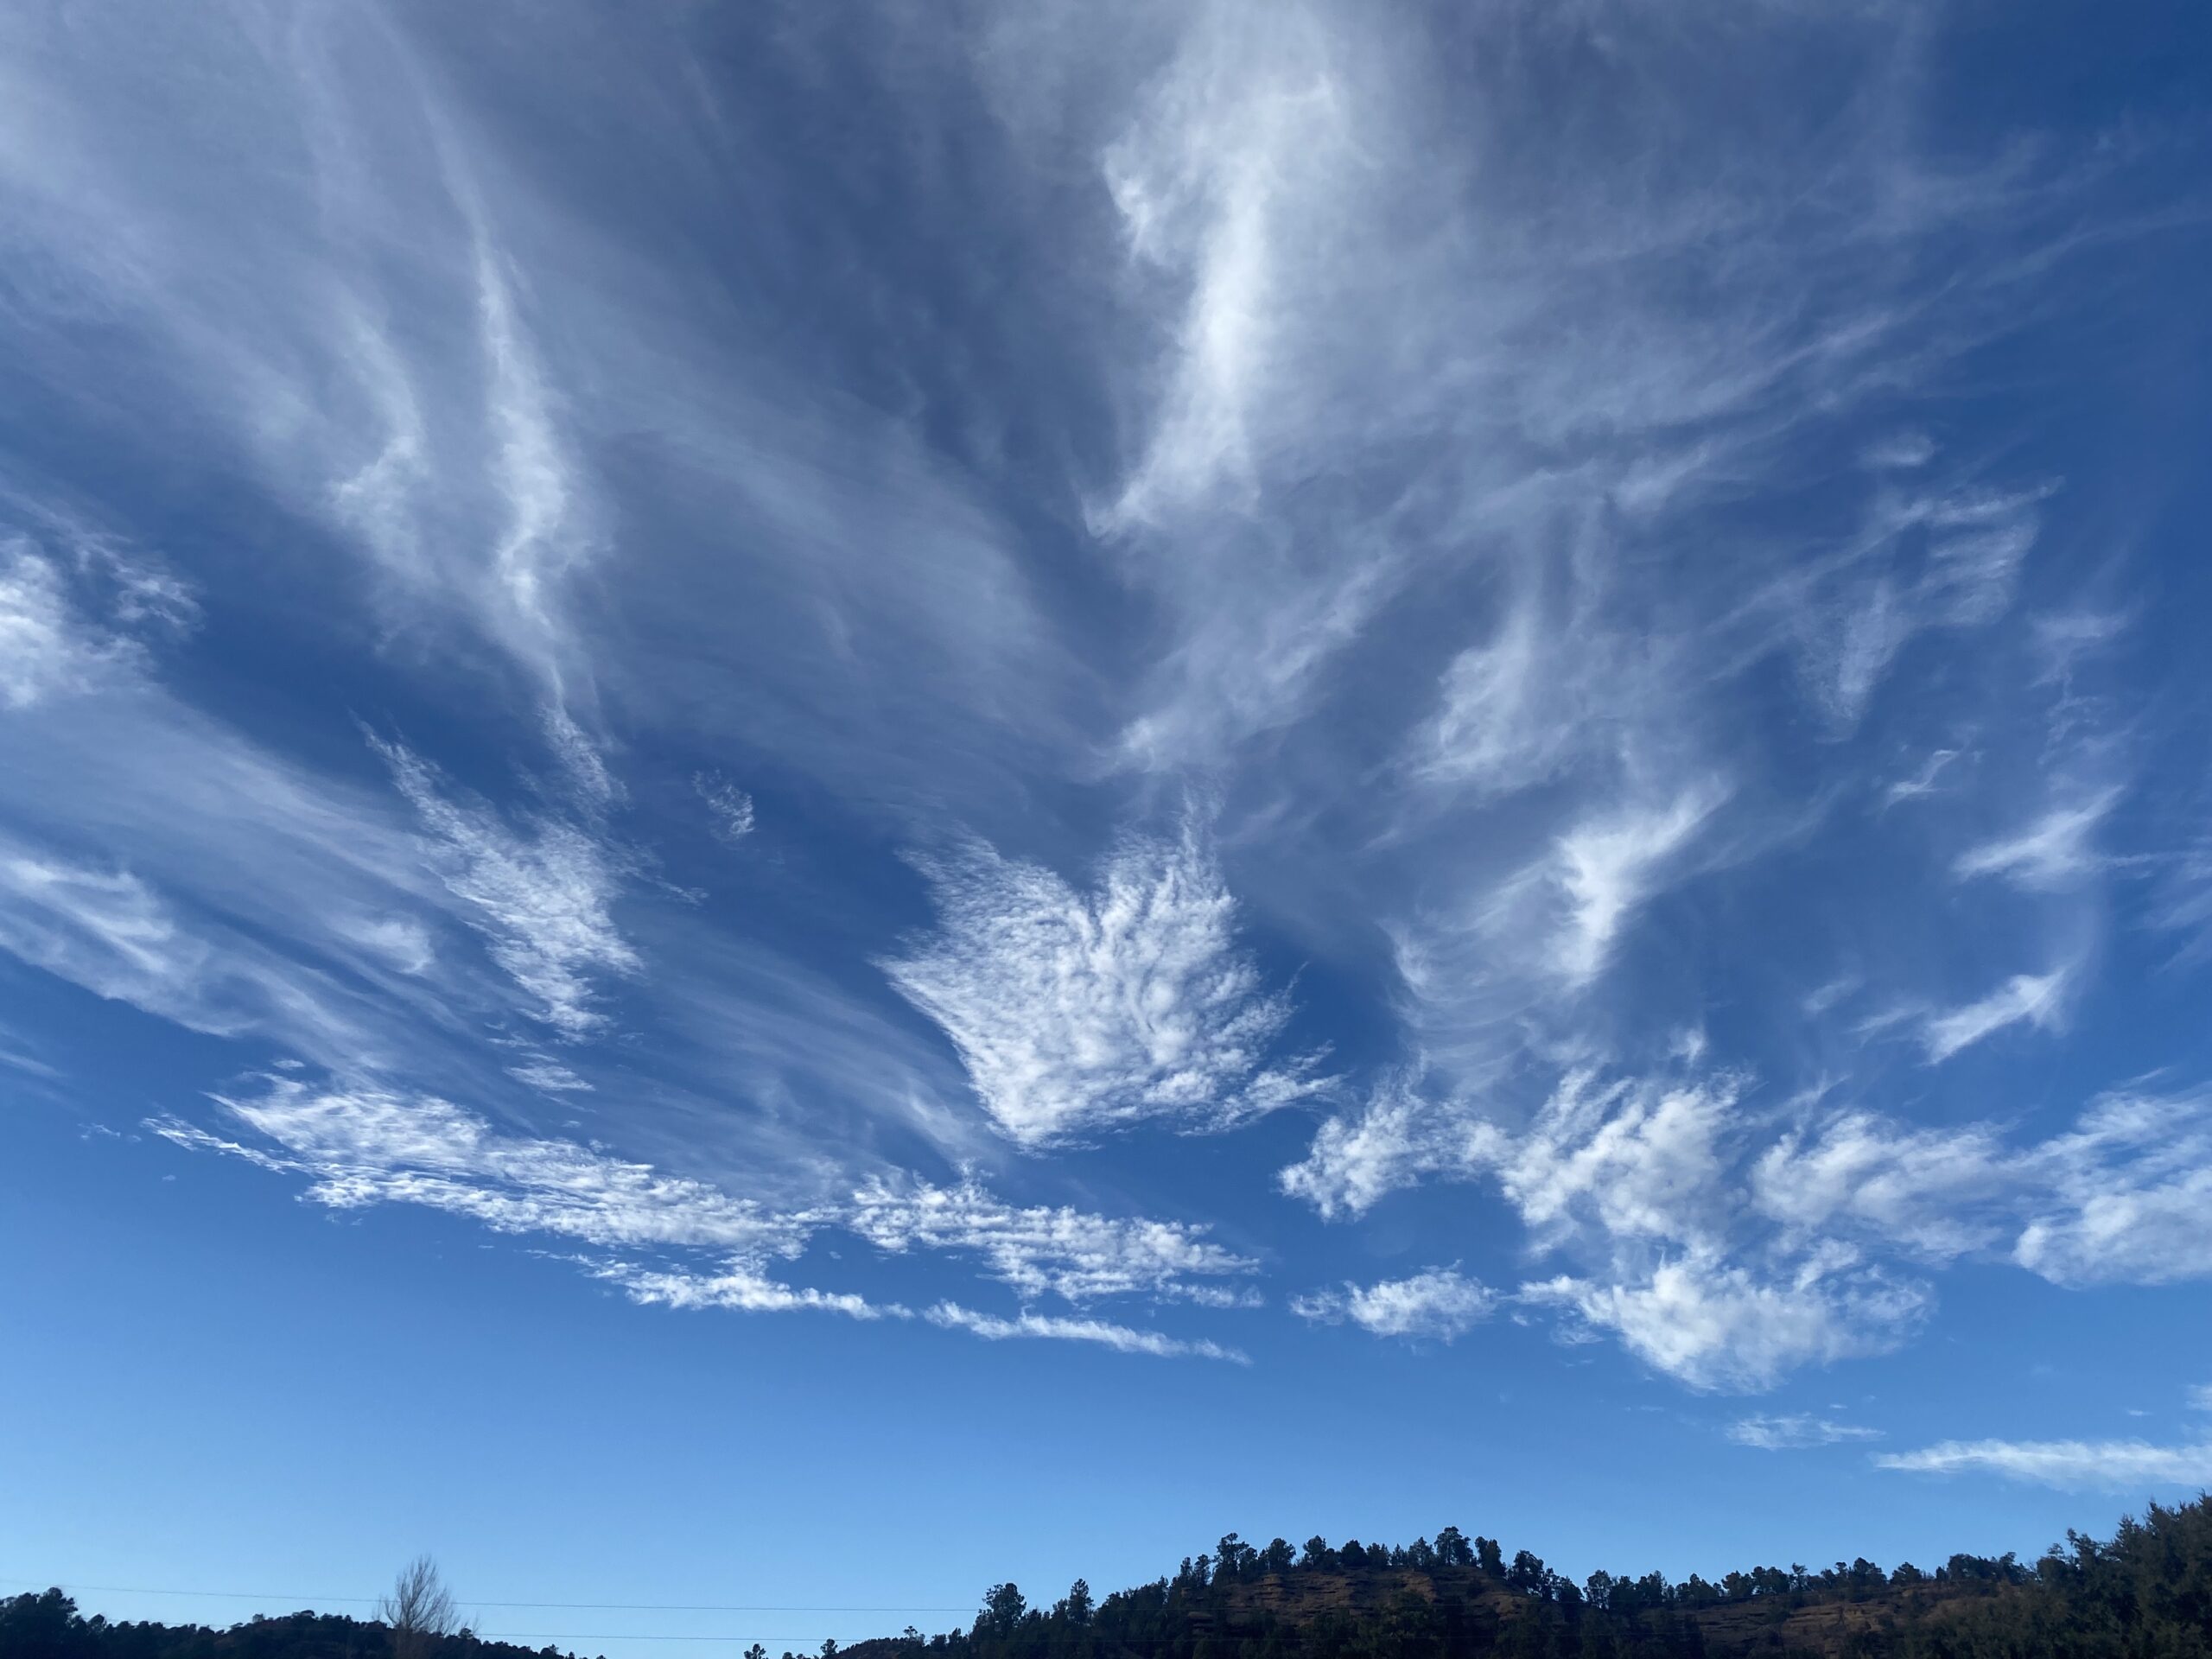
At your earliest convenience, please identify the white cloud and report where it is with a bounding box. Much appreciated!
[847,1175,1257,1305]
[2012,1091,2212,1286]
[377,737,639,1037]
[506,1058,591,1094]
[1471,1069,1738,1251]
[1755,1091,2212,1292]
[330,912,438,976]
[1876,1436,2212,1489]
[1281,1067,1935,1390]
[0,847,200,1001]
[1414,603,1611,800]
[11,0,2199,1405]
[188,1079,798,1255]
[1862,431,1936,470]
[1276,1072,1458,1220]
[469,240,604,799]
[1954,789,2119,890]
[694,772,756,842]
[1798,486,2045,734]
[160,1077,1262,1341]
[1291,1268,1496,1342]
[0,8,619,791]
[1546,788,1726,986]
[1283,1061,2212,1389]
[1728,1413,1884,1450]
[881,826,1324,1145]
[1922,969,2069,1063]
[1526,1255,1930,1394]
[923,1300,1247,1363]
[589,1259,896,1323]
[1095,6,1349,530]
[0,841,379,1058]
[1882,749,1961,807]
[2187,1383,2212,1413]
[1751,1111,2016,1260]
[0,542,133,709]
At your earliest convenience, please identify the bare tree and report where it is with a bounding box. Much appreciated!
[377,1556,457,1659]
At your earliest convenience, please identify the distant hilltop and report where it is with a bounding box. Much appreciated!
[839,1496,2212,1659]
[10,1496,2209,1659]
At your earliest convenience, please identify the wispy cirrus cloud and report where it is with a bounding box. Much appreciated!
[693,772,756,843]
[162,1080,799,1256]
[1876,1436,2212,1489]
[1954,789,2120,891]
[923,1301,1248,1364]
[589,1258,896,1323]
[157,1074,1255,1357]
[0,541,140,709]
[375,737,639,1039]
[1545,789,1730,988]
[7,0,2209,1420]
[848,1175,1256,1305]
[1728,1414,1884,1451]
[881,825,1325,1146]
[1921,969,2072,1063]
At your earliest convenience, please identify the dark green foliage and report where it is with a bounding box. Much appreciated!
[0,1595,597,1659]
[7,1499,2207,1659]
[830,1497,2210,1659]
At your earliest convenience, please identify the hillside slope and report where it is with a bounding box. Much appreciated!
[842,1496,2211,1659]
[8,1498,2207,1659]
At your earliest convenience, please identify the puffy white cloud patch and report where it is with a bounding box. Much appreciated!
[1291,1268,1497,1342]
[1470,1069,1738,1251]
[1282,1061,2212,1391]
[1750,1111,2018,1260]
[2011,1092,2212,1286]
[882,827,1325,1145]
[1276,1072,1459,1220]
[1525,1255,1931,1395]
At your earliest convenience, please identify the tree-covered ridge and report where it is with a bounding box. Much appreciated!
[0,1597,597,1659]
[6,1498,2206,1659]
[846,1497,2211,1659]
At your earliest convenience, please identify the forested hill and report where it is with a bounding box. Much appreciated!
[6,1497,2208,1659]
[0,1602,595,1659]
[844,1497,2211,1659]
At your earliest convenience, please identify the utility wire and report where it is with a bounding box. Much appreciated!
[10,1582,972,1615]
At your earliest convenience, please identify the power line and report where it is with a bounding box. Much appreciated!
[11,1582,972,1615]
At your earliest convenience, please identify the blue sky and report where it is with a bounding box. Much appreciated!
[4,0,2212,1650]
